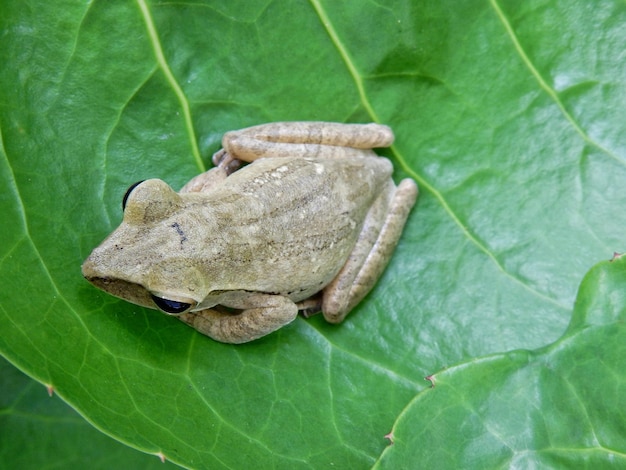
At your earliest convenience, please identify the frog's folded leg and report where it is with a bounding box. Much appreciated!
[177,294,298,344]
[221,122,394,161]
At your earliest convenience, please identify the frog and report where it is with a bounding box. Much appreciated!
[81,122,418,343]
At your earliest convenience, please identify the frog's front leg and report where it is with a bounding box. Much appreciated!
[322,178,418,323]
[220,122,394,162]
[177,293,298,344]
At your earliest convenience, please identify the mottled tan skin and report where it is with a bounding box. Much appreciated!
[82,122,418,343]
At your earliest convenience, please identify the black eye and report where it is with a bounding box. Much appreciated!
[151,294,192,315]
[122,180,146,210]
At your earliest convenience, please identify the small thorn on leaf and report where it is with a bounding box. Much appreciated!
[424,375,436,388]
[45,384,54,397]
[155,452,166,463]
[611,252,623,261]
[384,431,394,445]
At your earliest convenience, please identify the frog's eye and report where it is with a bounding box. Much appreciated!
[151,295,192,315]
[122,180,146,210]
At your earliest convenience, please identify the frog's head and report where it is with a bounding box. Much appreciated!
[82,179,209,316]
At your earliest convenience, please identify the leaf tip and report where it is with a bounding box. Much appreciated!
[384,431,394,445]
[154,451,166,463]
[45,384,54,397]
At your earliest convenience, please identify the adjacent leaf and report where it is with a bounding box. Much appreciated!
[376,255,626,468]
[1,0,625,468]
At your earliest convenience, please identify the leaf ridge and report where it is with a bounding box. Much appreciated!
[135,0,205,172]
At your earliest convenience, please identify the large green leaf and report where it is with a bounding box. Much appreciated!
[1,0,625,468]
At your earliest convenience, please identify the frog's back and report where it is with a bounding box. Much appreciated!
[211,156,392,229]
[198,156,393,296]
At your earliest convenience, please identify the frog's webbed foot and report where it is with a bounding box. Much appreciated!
[177,294,298,343]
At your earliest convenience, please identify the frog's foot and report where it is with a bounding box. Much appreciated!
[179,150,244,194]
[212,148,244,175]
[177,294,298,343]
[297,295,323,318]
[321,178,418,323]
[179,163,229,194]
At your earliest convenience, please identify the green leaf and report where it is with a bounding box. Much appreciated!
[376,255,626,468]
[1,0,625,468]
[0,355,179,469]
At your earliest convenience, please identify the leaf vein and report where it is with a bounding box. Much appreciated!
[490,0,624,166]
[135,0,204,172]
[307,0,379,122]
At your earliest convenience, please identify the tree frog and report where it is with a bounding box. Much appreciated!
[82,122,418,343]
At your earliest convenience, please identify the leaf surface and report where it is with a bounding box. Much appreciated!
[1,0,625,468]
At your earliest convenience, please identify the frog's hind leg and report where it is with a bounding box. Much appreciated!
[321,178,418,323]
[221,122,395,162]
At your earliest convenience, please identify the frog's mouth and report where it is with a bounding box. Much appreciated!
[82,274,155,310]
